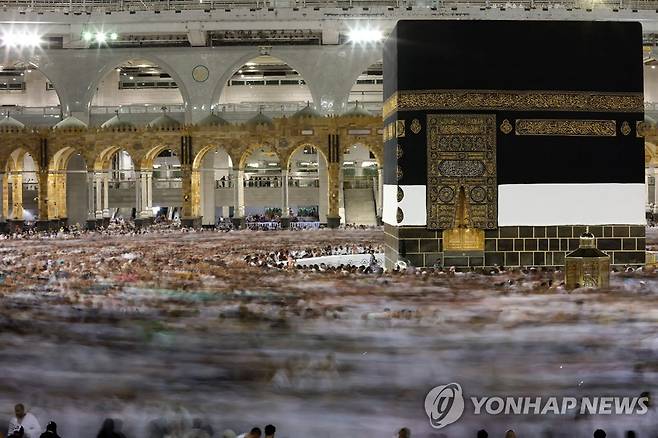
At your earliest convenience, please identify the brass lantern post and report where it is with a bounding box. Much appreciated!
[565,230,610,289]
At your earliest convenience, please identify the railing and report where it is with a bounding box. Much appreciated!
[343,175,377,189]
[245,221,281,230]
[92,104,186,115]
[109,180,136,190]
[154,179,182,189]
[245,176,283,188]
[290,221,321,229]
[290,176,320,188]
[3,0,658,13]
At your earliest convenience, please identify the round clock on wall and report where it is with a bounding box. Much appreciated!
[192,65,209,82]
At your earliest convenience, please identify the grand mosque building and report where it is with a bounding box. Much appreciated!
[2,1,658,232]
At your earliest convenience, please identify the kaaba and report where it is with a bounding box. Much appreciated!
[383,20,646,270]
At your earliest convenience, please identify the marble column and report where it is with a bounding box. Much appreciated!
[94,172,103,219]
[646,168,650,211]
[134,172,142,220]
[280,169,290,228]
[146,171,153,217]
[139,171,151,219]
[102,171,110,220]
[232,168,245,228]
[86,172,96,229]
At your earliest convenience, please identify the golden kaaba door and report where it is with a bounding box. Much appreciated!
[426,114,497,251]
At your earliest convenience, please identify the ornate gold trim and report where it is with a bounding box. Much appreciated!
[396,165,403,181]
[500,119,513,134]
[382,89,643,119]
[427,114,497,230]
[396,144,403,159]
[620,121,631,136]
[515,119,617,137]
[383,93,398,120]
[396,120,406,138]
[410,119,421,134]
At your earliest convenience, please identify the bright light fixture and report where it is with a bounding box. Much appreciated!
[95,32,107,43]
[110,32,118,40]
[2,30,42,48]
[82,31,93,41]
[347,28,383,44]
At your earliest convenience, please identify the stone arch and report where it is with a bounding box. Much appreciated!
[191,144,234,219]
[0,60,62,115]
[342,142,383,168]
[212,54,314,110]
[94,146,123,171]
[285,142,328,170]
[347,59,383,111]
[47,146,82,220]
[139,144,180,171]
[286,141,328,222]
[238,143,281,171]
[4,148,39,220]
[86,56,191,115]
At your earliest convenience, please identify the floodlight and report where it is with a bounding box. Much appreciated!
[95,32,107,43]
[347,28,383,44]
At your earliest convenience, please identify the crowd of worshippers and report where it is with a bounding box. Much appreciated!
[3,404,284,438]
[0,408,641,438]
[0,216,379,240]
[244,244,382,270]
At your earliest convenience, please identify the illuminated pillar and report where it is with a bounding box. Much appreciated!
[139,171,150,218]
[146,171,153,217]
[94,172,103,219]
[232,167,245,229]
[134,171,142,220]
[10,169,23,221]
[102,171,110,219]
[280,168,290,228]
[86,172,96,229]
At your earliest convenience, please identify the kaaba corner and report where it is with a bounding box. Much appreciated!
[382,20,646,270]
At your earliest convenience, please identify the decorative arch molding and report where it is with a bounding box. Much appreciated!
[285,141,329,170]
[238,142,286,171]
[47,146,87,220]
